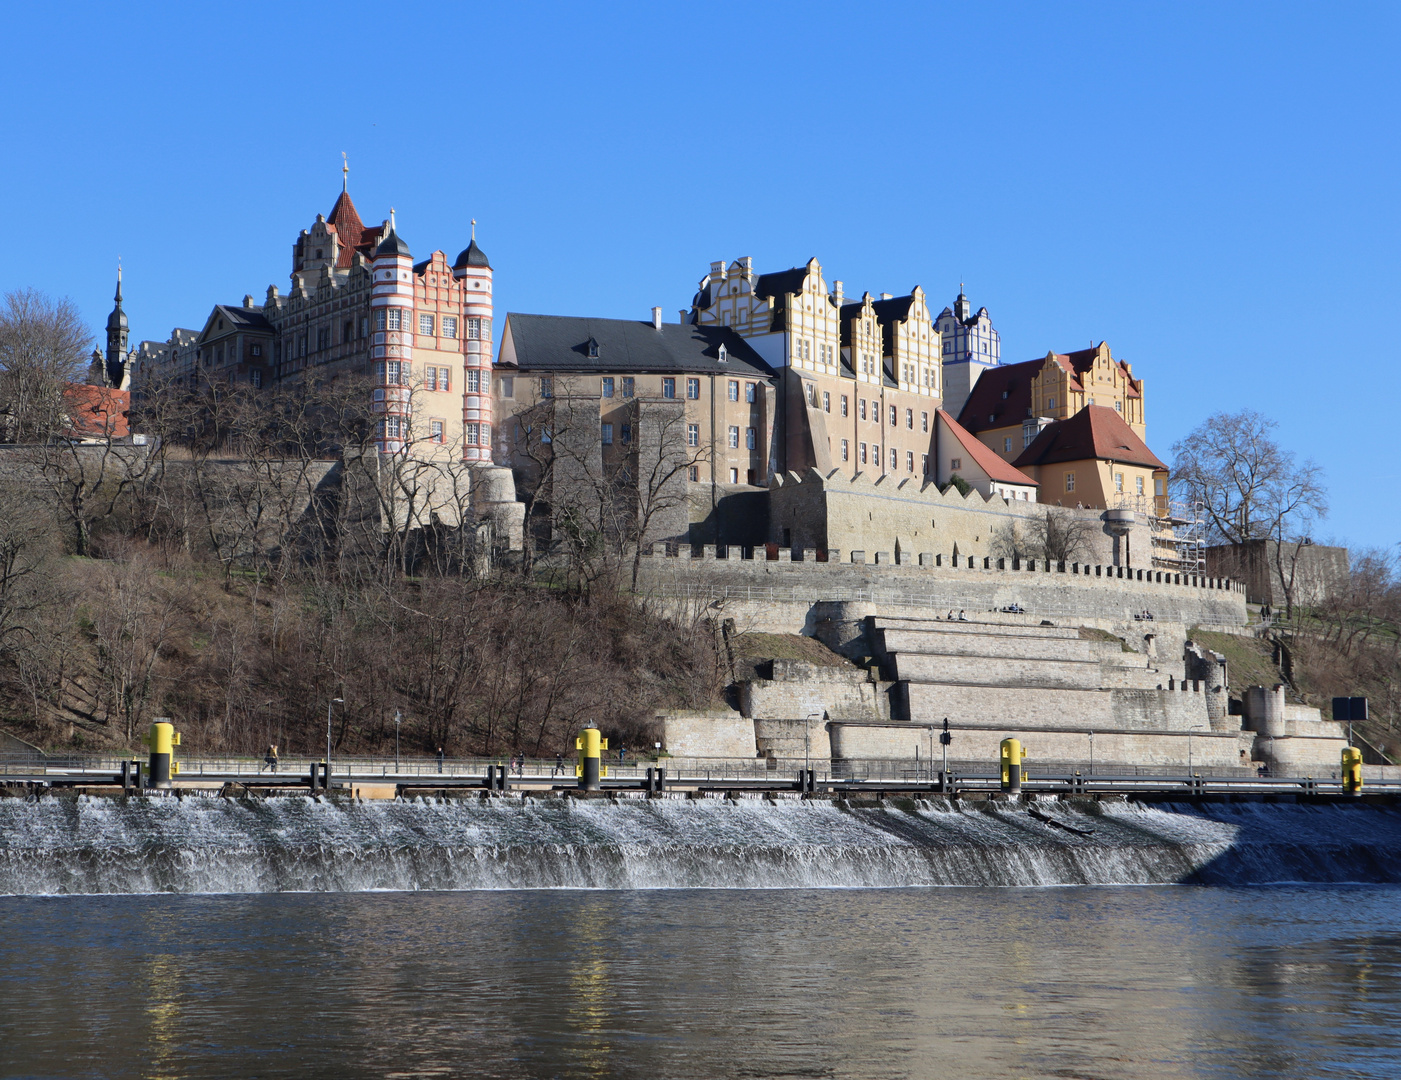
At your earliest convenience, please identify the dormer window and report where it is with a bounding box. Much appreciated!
[718,344,728,363]
[587,337,599,358]
[1001,391,1008,399]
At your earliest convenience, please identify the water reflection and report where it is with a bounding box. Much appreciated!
[2,887,1401,1079]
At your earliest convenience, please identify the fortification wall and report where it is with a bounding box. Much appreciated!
[766,466,1156,565]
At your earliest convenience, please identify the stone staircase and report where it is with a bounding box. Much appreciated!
[869,615,1213,733]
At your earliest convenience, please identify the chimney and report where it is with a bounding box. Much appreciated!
[880,292,892,300]
[833,280,844,305]
[679,309,688,325]
[652,306,663,330]
[243,294,255,308]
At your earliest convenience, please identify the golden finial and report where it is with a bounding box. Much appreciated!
[342,152,348,192]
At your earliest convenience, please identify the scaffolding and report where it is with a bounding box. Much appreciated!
[1154,498,1205,572]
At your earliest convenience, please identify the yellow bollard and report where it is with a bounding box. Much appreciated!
[1342,746,1363,796]
[147,719,181,790]
[575,725,609,791]
[1000,738,1027,795]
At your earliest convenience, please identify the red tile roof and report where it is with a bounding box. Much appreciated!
[956,344,1141,435]
[327,191,367,269]
[1013,405,1166,470]
[62,385,130,440]
[936,409,1038,487]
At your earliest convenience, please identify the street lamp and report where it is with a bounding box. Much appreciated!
[394,709,402,772]
[327,697,343,774]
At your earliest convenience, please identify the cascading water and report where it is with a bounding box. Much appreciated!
[2,793,1399,895]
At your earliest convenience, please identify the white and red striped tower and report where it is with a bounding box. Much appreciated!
[371,211,415,454]
[452,221,494,464]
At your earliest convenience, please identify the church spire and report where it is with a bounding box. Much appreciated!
[342,151,348,193]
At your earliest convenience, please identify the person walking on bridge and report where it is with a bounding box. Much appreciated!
[263,744,279,774]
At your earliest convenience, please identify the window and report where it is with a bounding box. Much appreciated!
[481,423,490,447]
[1048,397,1056,409]
[377,360,405,385]
[1115,400,1122,412]
[501,376,514,398]
[921,412,929,433]
[728,380,739,401]
[375,310,387,331]
[890,447,898,470]
[746,382,757,403]
[687,423,700,447]
[663,377,675,399]
[860,443,868,464]
[890,405,898,426]
[317,327,329,350]
[426,367,438,392]
[602,423,614,445]
[442,316,458,339]
[540,377,552,399]
[841,395,849,417]
[859,399,867,421]
[942,341,951,355]
[872,444,880,464]
[1004,436,1013,453]
[1115,473,1124,493]
[921,453,928,474]
[906,409,913,429]
[622,377,634,398]
[466,422,480,445]
[621,423,631,444]
[387,309,403,331]
[687,378,700,399]
[467,370,480,393]
[382,416,403,440]
[430,420,444,444]
[1065,472,1076,493]
[467,317,482,339]
[602,377,614,398]
[951,457,962,470]
[419,314,435,336]
[689,465,700,482]
[841,439,849,461]
[806,382,818,408]
[480,371,489,395]
[906,451,914,472]
[1136,475,1145,495]
[745,427,756,450]
[728,426,739,448]
[251,344,263,357]
[729,468,739,484]
[359,317,369,338]
[250,369,262,388]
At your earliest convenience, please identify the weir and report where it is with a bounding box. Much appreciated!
[3,794,1401,895]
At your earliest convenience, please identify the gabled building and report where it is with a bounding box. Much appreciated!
[933,408,1038,502]
[936,289,1000,417]
[1012,404,1166,511]
[957,341,1145,466]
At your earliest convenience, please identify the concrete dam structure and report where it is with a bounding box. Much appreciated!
[4,793,1401,894]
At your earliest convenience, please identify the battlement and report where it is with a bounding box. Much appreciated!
[641,540,1245,596]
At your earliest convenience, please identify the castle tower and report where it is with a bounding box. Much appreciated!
[371,212,414,454]
[452,221,494,464]
[939,287,1000,418]
[104,265,130,388]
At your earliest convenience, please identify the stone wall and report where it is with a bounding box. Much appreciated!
[1205,540,1348,608]
[659,711,757,758]
[766,466,1157,566]
[738,660,890,722]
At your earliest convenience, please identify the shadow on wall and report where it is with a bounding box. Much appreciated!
[689,488,770,547]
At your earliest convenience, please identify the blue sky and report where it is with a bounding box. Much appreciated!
[3,2,1396,549]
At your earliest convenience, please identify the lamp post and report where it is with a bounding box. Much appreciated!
[394,709,402,772]
[326,697,343,775]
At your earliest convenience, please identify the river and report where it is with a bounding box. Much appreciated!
[2,794,1400,1078]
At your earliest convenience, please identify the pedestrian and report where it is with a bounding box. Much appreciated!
[515,754,524,778]
[553,752,564,777]
[263,743,278,774]
[437,746,444,774]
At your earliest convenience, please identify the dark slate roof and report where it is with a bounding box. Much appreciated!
[1013,405,1167,471]
[454,239,490,270]
[840,293,919,356]
[502,314,775,378]
[754,267,808,300]
[212,305,274,333]
[375,228,411,258]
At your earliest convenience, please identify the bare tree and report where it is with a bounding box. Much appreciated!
[1029,507,1098,563]
[1171,410,1327,617]
[0,289,91,443]
[622,397,710,591]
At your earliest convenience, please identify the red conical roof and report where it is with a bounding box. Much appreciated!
[326,190,366,268]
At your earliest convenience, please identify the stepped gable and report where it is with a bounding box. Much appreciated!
[935,408,1037,487]
[1014,405,1165,470]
